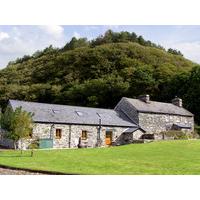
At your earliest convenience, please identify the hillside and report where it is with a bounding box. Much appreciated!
[0,30,200,122]
[0,42,195,85]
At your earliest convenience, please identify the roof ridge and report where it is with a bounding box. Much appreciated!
[9,99,137,127]
[125,97,174,105]
[9,99,115,112]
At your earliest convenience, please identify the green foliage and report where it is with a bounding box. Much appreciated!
[168,48,183,56]
[129,65,157,96]
[90,29,164,49]
[62,75,129,108]
[28,139,39,149]
[161,130,190,139]
[0,30,198,123]
[157,65,200,124]
[62,37,89,51]
[0,106,13,131]
[0,106,34,144]
[195,125,200,135]
[184,67,200,118]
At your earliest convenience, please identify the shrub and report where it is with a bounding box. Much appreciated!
[194,125,200,135]
[160,130,189,140]
[190,131,200,139]
[28,140,39,149]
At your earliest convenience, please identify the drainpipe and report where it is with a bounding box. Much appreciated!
[69,125,71,148]
[97,118,102,147]
[50,124,55,139]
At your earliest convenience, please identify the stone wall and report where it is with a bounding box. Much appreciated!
[2,112,193,149]
[138,112,194,134]
[100,127,143,146]
[19,123,144,149]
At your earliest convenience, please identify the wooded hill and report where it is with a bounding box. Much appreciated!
[0,30,200,123]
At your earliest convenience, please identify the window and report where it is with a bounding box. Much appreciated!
[81,130,87,140]
[52,109,60,114]
[76,111,83,116]
[56,129,62,139]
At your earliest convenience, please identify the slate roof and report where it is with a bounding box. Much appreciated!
[173,123,192,129]
[124,97,193,117]
[9,100,138,127]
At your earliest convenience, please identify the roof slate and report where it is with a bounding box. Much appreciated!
[9,100,137,127]
[125,98,193,116]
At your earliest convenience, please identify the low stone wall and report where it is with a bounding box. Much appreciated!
[154,130,195,140]
[154,133,174,140]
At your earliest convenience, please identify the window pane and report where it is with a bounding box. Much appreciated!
[56,129,62,139]
[81,131,87,140]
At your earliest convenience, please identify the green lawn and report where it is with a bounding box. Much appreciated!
[1,140,200,174]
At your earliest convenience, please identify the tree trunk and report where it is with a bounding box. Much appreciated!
[20,139,23,155]
[14,141,17,150]
[31,149,33,157]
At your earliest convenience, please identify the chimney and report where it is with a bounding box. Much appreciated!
[138,94,150,103]
[172,96,182,107]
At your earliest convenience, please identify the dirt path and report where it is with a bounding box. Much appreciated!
[0,167,45,175]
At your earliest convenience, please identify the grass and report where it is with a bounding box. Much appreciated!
[1,140,200,174]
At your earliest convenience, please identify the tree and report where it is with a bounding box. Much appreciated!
[167,48,183,56]
[62,75,129,108]
[183,66,200,123]
[137,36,146,46]
[62,37,89,51]
[0,106,12,132]
[129,65,157,97]
[1,106,34,151]
[92,30,134,46]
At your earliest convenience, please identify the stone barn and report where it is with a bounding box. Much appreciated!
[0,100,144,149]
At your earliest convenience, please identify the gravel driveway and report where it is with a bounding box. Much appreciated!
[0,167,46,175]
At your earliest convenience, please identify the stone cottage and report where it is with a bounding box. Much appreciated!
[0,100,144,149]
[115,95,194,139]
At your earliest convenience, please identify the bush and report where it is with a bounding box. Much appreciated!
[190,131,200,139]
[28,140,39,149]
[160,130,189,140]
[195,126,200,135]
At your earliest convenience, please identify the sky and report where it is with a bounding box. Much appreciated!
[0,25,200,68]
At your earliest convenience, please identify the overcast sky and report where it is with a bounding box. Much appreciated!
[0,25,200,68]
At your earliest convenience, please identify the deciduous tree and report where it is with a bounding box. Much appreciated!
[1,106,33,151]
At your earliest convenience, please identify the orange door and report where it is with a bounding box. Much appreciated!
[105,131,112,145]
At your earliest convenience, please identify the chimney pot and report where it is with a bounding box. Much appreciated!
[138,94,150,103]
[172,97,182,107]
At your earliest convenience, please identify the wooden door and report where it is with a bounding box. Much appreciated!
[105,131,112,145]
